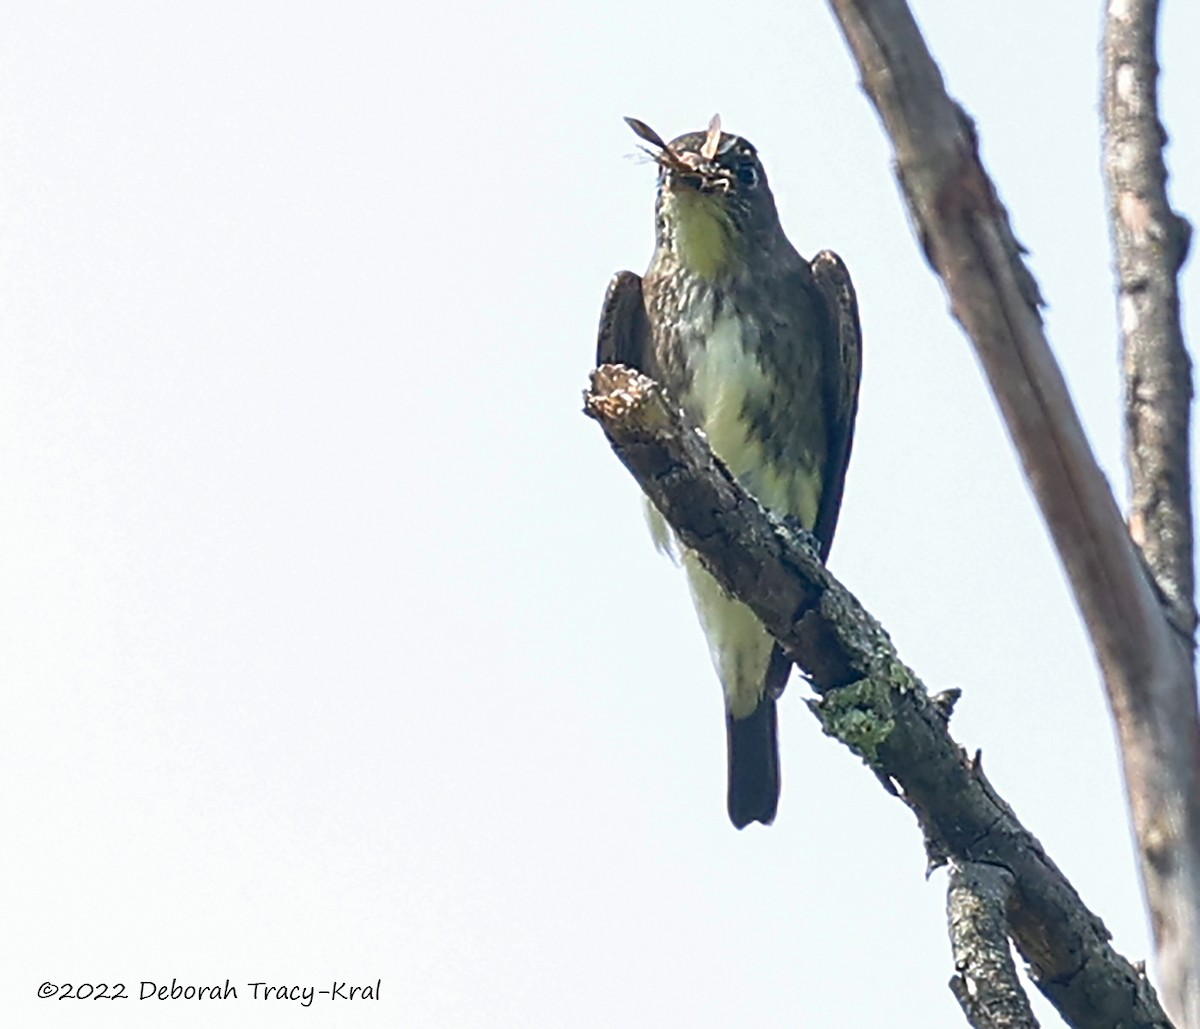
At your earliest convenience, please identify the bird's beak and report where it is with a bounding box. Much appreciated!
[660,154,732,196]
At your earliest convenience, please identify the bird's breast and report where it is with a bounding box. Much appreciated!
[679,309,822,530]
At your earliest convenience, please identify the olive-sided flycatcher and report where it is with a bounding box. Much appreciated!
[597,116,862,828]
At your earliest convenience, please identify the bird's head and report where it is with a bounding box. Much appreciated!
[627,115,782,278]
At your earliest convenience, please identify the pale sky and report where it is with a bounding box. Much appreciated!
[2,2,1197,1026]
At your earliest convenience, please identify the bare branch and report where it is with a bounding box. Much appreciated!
[947,862,1040,1029]
[1104,0,1195,636]
[585,364,1171,1028]
[822,2,1200,1023]
[1103,6,1200,1020]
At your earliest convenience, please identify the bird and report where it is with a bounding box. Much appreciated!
[597,115,862,828]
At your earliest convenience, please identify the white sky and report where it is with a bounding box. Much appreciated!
[2,2,1197,1026]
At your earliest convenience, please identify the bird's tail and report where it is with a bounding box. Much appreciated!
[725,647,788,828]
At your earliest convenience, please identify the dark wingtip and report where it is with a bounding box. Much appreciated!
[726,696,781,829]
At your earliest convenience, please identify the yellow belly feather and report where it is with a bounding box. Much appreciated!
[650,310,822,717]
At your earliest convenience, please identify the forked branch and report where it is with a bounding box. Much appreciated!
[585,363,1169,1028]
[823,2,1200,1023]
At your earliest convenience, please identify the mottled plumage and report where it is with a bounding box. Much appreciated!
[598,117,861,828]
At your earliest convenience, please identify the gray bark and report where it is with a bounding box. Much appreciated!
[585,364,1171,1028]
[1103,3,1200,1024]
[947,861,1040,1029]
[821,2,1200,1024]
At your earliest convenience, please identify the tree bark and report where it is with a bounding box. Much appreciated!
[1104,0,1196,637]
[821,2,1200,1024]
[1103,4,1200,1024]
[947,862,1040,1029]
[585,364,1171,1028]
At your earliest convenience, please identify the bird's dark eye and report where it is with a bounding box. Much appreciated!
[736,163,759,188]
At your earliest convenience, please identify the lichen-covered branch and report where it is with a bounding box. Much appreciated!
[822,2,1200,1025]
[947,862,1040,1029]
[585,364,1170,1028]
[1103,4,1200,1022]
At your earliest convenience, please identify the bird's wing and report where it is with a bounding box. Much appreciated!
[809,249,862,559]
[596,270,651,371]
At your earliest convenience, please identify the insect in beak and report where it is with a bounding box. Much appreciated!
[624,114,732,193]
[700,113,722,161]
